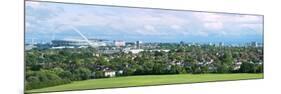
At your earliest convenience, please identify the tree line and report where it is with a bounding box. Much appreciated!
[25,45,263,90]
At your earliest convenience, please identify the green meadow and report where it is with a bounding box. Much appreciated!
[26,73,263,93]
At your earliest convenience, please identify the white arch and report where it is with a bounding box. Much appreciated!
[51,24,98,47]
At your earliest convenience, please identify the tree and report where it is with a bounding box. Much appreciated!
[123,67,135,76]
[92,71,105,78]
[25,43,264,90]
[175,65,186,74]
[74,67,92,80]
[142,60,154,74]
[51,67,64,75]
[221,51,233,65]
[239,62,256,73]
[193,67,203,74]
[152,62,169,74]
[25,70,71,90]
[215,62,230,73]
[59,70,73,80]
[26,76,40,90]
[256,64,263,73]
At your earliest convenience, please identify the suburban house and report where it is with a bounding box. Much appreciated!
[233,61,243,70]
[104,70,116,77]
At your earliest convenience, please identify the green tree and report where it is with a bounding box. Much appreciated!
[74,67,92,80]
[239,62,256,73]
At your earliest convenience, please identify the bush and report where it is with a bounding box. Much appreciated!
[92,71,105,78]
[25,70,71,90]
[73,67,92,80]
[239,62,255,73]
[239,62,263,73]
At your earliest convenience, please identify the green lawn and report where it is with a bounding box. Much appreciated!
[26,73,263,93]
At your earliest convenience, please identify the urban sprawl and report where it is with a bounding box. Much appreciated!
[25,38,263,90]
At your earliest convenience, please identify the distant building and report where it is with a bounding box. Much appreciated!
[136,41,142,48]
[219,42,224,46]
[25,44,36,50]
[149,49,170,52]
[51,46,74,49]
[104,71,116,77]
[233,62,242,70]
[117,70,123,74]
[251,41,258,47]
[114,40,125,47]
[192,42,195,45]
[51,39,107,47]
[125,42,136,47]
[180,41,185,46]
[124,49,144,54]
[258,43,263,47]
[209,42,214,46]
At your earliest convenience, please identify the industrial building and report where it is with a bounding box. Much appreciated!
[51,39,107,48]
[114,40,125,47]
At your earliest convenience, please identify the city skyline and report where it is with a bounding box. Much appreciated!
[25,2,263,43]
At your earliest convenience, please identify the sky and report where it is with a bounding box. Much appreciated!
[25,1,263,43]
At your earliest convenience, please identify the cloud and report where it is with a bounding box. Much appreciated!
[240,23,263,34]
[204,22,223,30]
[235,15,262,23]
[170,25,182,30]
[37,5,194,37]
[25,1,263,42]
[193,12,223,22]
[192,12,263,36]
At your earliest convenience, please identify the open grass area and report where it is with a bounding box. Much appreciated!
[26,73,263,93]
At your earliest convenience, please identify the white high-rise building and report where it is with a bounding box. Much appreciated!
[114,40,125,47]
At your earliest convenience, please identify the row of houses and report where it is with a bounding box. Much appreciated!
[103,69,124,77]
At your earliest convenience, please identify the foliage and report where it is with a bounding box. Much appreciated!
[25,45,263,90]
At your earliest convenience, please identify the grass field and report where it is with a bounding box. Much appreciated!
[26,73,263,93]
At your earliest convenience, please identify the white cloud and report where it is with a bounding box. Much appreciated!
[234,15,263,23]
[193,12,223,22]
[193,31,209,37]
[193,12,225,31]
[170,25,182,30]
[41,6,193,37]
[192,11,263,37]
[240,23,263,34]
[204,22,223,30]
[144,25,156,31]
[26,1,263,38]
[134,25,168,36]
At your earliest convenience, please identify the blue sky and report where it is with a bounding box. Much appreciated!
[25,1,263,43]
